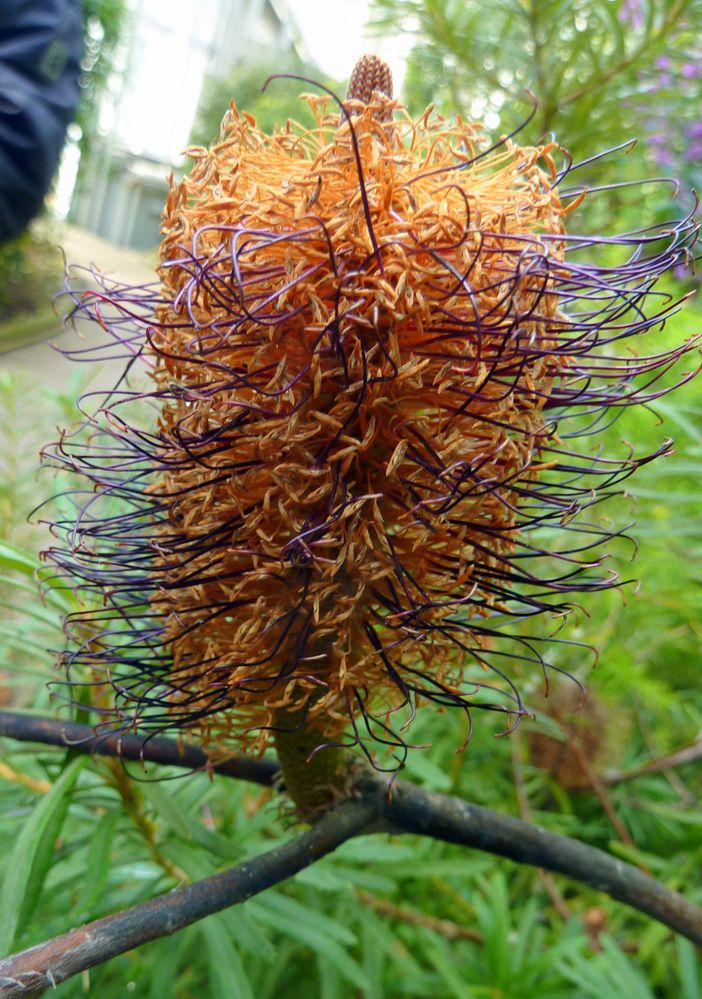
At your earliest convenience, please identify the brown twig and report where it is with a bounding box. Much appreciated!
[0,761,50,795]
[104,759,187,884]
[376,777,702,946]
[602,733,702,787]
[569,741,636,850]
[356,889,484,944]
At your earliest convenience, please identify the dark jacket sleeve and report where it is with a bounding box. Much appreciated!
[0,0,83,242]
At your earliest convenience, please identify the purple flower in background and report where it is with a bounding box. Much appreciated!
[653,147,675,169]
[632,28,702,229]
[618,0,644,29]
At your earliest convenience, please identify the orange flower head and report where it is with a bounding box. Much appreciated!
[45,57,699,768]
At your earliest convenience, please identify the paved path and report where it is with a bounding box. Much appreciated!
[1,226,156,391]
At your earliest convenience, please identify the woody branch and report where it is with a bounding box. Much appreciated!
[1,707,702,999]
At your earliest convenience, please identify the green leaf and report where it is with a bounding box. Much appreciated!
[558,935,656,998]
[255,941,299,999]
[200,915,255,999]
[256,890,357,946]
[0,755,86,953]
[677,937,700,999]
[0,600,62,628]
[403,749,453,791]
[147,930,190,999]
[166,837,277,964]
[334,838,415,864]
[218,906,275,961]
[251,893,369,991]
[419,934,474,999]
[141,783,242,861]
[139,782,192,839]
[75,810,121,917]
[293,863,349,892]
[359,908,388,999]
[0,540,36,576]
[303,860,396,894]
[645,802,702,828]
[318,953,344,999]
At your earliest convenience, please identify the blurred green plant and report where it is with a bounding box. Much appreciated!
[190,55,342,147]
[0,221,63,326]
[371,0,699,222]
[76,0,128,161]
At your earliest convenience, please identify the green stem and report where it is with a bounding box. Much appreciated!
[273,707,351,821]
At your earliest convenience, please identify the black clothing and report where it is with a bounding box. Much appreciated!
[0,0,82,241]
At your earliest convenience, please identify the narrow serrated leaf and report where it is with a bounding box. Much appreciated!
[0,541,36,576]
[256,890,357,946]
[201,915,255,999]
[0,755,85,952]
[141,783,242,861]
[251,895,368,991]
[677,937,701,999]
[420,935,474,999]
[75,810,120,916]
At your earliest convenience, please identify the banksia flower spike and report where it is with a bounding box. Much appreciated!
[43,56,698,816]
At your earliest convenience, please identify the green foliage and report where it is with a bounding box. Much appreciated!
[190,56,343,148]
[0,755,86,953]
[371,0,700,218]
[372,0,690,136]
[0,370,86,697]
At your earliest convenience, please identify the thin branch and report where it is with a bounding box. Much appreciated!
[104,758,188,883]
[0,710,279,787]
[356,888,484,944]
[0,761,50,795]
[2,710,702,953]
[12,709,698,796]
[569,740,636,850]
[376,777,702,946]
[0,797,377,998]
[603,733,702,786]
